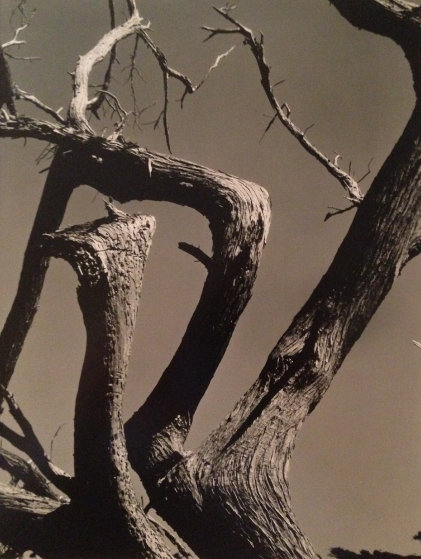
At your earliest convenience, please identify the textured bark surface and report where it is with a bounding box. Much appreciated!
[39,208,174,558]
[0,1,420,558]
[123,5,421,559]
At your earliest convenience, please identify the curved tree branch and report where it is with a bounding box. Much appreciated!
[0,116,271,494]
[68,5,149,131]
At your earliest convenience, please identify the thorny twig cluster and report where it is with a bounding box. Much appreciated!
[204,5,373,216]
[1,1,372,216]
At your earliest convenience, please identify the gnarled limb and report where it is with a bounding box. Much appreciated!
[118,5,421,559]
[40,205,174,559]
[0,448,67,502]
[0,116,271,501]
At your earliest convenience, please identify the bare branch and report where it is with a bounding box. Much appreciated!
[210,6,365,205]
[137,27,235,148]
[88,0,118,118]
[68,6,149,131]
[259,113,278,143]
[202,25,239,42]
[356,157,374,183]
[4,53,40,61]
[0,386,72,496]
[49,423,66,461]
[1,25,28,49]
[14,86,66,124]
[0,448,68,502]
[95,89,129,138]
[324,203,357,221]
[178,242,212,270]
[194,45,236,92]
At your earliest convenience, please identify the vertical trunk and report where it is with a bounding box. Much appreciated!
[41,206,174,559]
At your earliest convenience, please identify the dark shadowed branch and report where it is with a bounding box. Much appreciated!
[0,385,72,496]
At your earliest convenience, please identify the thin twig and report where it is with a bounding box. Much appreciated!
[14,86,66,124]
[259,113,278,143]
[4,53,40,61]
[209,6,365,205]
[324,204,356,221]
[178,242,212,270]
[0,385,73,495]
[1,24,28,49]
[357,157,374,183]
[49,423,66,461]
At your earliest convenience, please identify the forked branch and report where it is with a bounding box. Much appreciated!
[68,5,150,131]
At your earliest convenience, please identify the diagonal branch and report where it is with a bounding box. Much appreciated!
[0,148,78,402]
[14,86,65,123]
[1,24,28,49]
[178,242,212,270]
[0,448,68,502]
[0,386,72,496]
[206,6,365,205]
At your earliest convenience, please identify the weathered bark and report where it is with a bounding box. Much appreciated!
[0,482,61,553]
[38,206,174,558]
[0,2,420,557]
[0,448,67,502]
[120,6,421,559]
[0,117,270,491]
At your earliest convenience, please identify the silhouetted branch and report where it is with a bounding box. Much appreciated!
[0,386,72,496]
[178,242,212,270]
[207,6,365,205]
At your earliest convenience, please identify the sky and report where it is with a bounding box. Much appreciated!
[1,1,421,556]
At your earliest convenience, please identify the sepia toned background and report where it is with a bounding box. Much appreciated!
[1,1,421,555]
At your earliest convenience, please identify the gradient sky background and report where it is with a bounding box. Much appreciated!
[1,1,421,556]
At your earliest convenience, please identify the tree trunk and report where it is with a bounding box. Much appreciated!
[33,206,174,559]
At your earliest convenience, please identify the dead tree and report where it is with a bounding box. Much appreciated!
[0,1,420,558]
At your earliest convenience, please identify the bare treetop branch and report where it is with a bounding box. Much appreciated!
[68,5,149,132]
[1,24,28,49]
[208,6,365,206]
